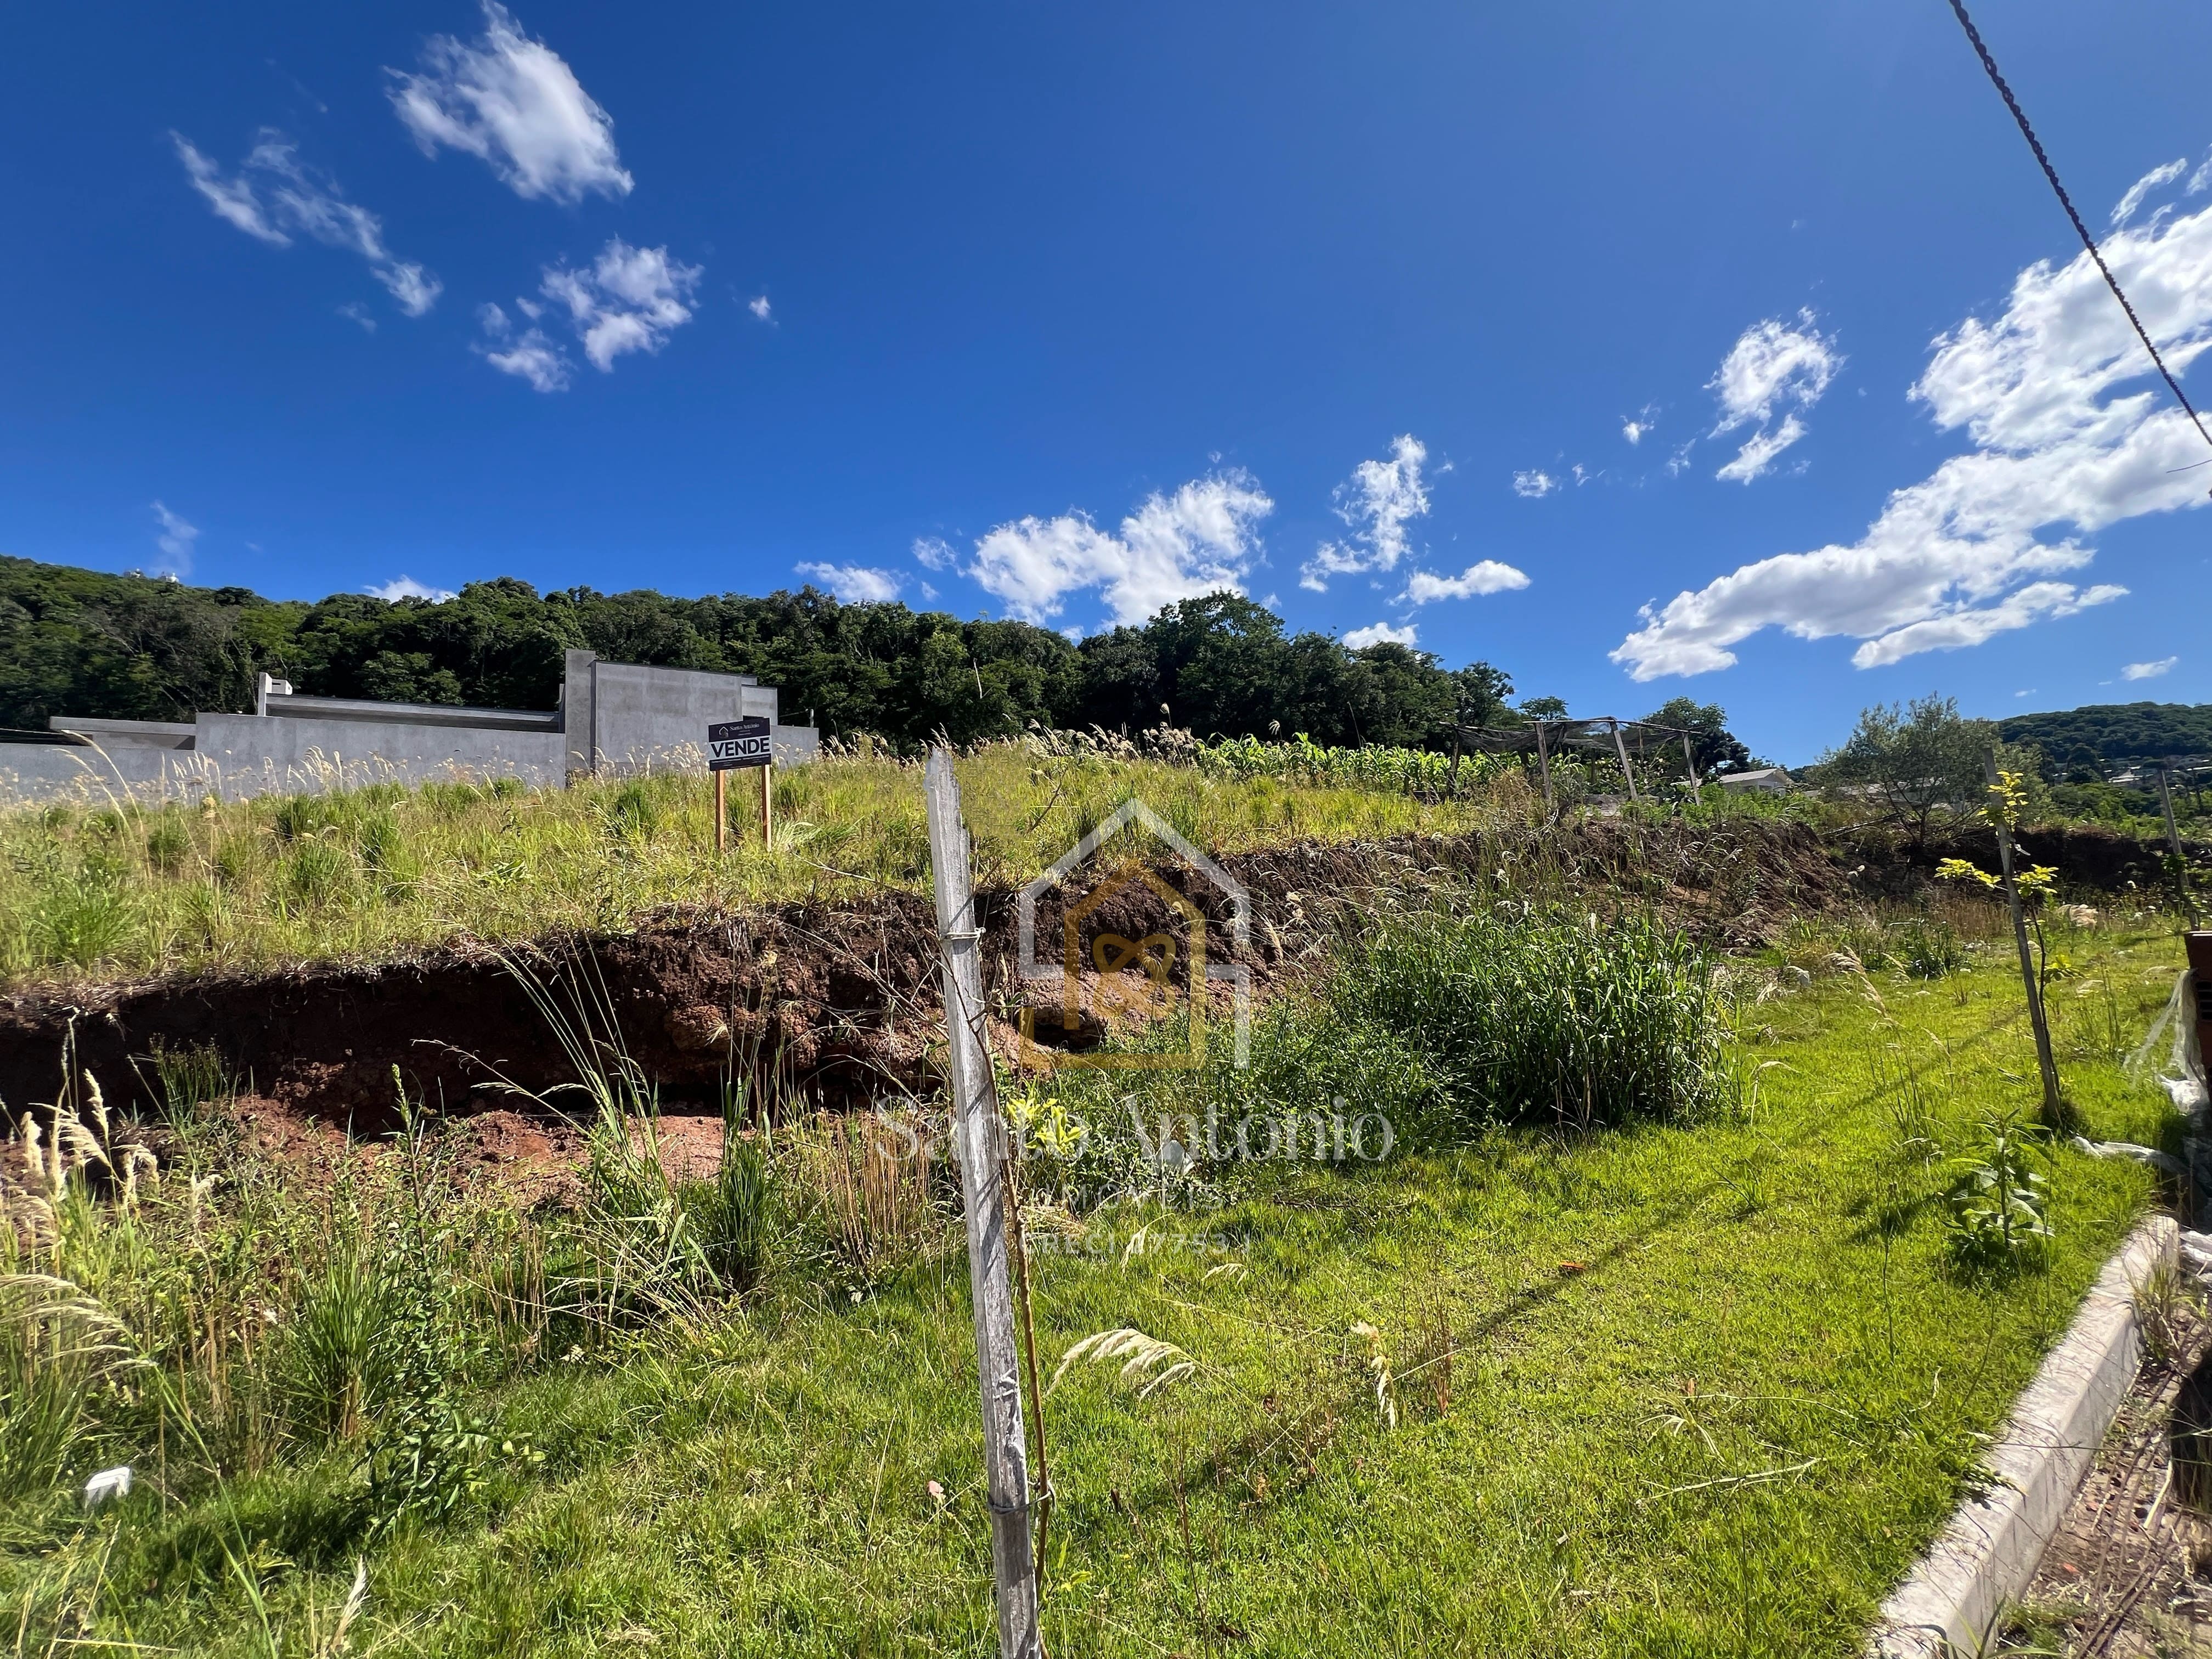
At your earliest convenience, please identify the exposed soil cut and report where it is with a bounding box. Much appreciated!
[0,815,2016,1135]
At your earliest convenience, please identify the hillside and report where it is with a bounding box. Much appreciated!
[2000,699,2212,768]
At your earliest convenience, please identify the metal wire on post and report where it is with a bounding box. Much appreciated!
[1940,0,2212,480]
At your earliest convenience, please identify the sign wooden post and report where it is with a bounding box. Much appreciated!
[1983,748,2063,1120]
[759,759,774,850]
[922,748,1041,1659]
[707,717,773,855]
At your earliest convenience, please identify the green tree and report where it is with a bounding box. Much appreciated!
[1819,695,2042,850]
[1640,696,1752,781]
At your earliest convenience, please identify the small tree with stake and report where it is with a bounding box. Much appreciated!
[1936,759,2066,1124]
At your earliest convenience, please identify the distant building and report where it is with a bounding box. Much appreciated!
[1717,765,1794,795]
[0,649,819,803]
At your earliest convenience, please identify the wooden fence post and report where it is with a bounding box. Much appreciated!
[1534,721,1556,819]
[2158,764,2199,926]
[1608,720,1640,803]
[922,749,1042,1659]
[1983,749,2063,1121]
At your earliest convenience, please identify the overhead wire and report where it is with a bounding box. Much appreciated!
[1940,0,2212,483]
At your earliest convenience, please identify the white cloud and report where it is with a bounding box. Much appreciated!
[150,502,198,577]
[174,136,286,244]
[1708,310,1839,483]
[2123,655,2179,680]
[1402,561,1531,603]
[2114,159,2187,228]
[171,131,441,315]
[366,575,457,602]
[1344,620,1418,650]
[1300,434,1431,591]
[1849,582,2125,668]
[1622,413,1655,445]
[337,302,375,332]
[1612,194,2212,680]
[1513,469,1559,498]
[795,562,903,603]
[388,2,631,204]
[1710,311,1841,431]
[475,302,571,391]
[748,295,772,321]
[912,535,955,571]
[1713,413,1807,483]
[967,471,1272,625]
[540,239,701,371]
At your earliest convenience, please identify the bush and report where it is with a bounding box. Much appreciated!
[1332,906,1726,1130]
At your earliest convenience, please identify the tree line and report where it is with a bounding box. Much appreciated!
[0,557,1544,751]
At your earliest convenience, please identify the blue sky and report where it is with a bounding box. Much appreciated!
[5,1,2212,761]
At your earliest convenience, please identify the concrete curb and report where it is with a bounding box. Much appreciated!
[1868,1215,2177,1657]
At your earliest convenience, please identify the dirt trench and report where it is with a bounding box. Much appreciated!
[1,818,1870,1132]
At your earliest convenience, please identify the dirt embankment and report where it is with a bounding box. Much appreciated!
[0,815,1954,1130]
[1827,820,2196,899]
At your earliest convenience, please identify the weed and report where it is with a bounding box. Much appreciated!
[604,780,659,840]
[145,812,193,876]
[32,856,136,968]
[1893,916,1963,980]
[285,1245,395,1442]
[139,1037,234,1122]
[1943,1116,2053,1271]
[285,838,351,905]
[2135,1259,2199,1372]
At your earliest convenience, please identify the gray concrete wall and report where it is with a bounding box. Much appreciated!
[2,657,819,806]
[191,713,566,797]
[0,743,217,805]
[585,660,781,773]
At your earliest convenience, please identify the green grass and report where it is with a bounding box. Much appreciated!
[0,743,1502,988]
[1,912,2190,1656]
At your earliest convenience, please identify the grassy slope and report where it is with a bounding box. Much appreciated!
[9,926,2185,1657]
[0,748,1499,986]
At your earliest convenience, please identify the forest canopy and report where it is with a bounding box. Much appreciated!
[0,557,1525,752]
[1998,701,2212,774]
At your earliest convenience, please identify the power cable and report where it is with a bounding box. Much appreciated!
[1942,0,2212,475]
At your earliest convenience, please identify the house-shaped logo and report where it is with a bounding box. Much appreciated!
[1015,799,1251,1069]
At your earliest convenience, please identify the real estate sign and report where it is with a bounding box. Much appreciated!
[708,716,773,771]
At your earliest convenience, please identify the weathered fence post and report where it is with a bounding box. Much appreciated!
[1983,748,2063,1121]
[2157,763,2199,926]
[922,748,1042,1658]
[1607,719,1640,803]
[1534,721,1556,819]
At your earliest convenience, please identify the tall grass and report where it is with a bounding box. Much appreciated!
[0,743,1508,987]
[1331,906,1728,1130]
